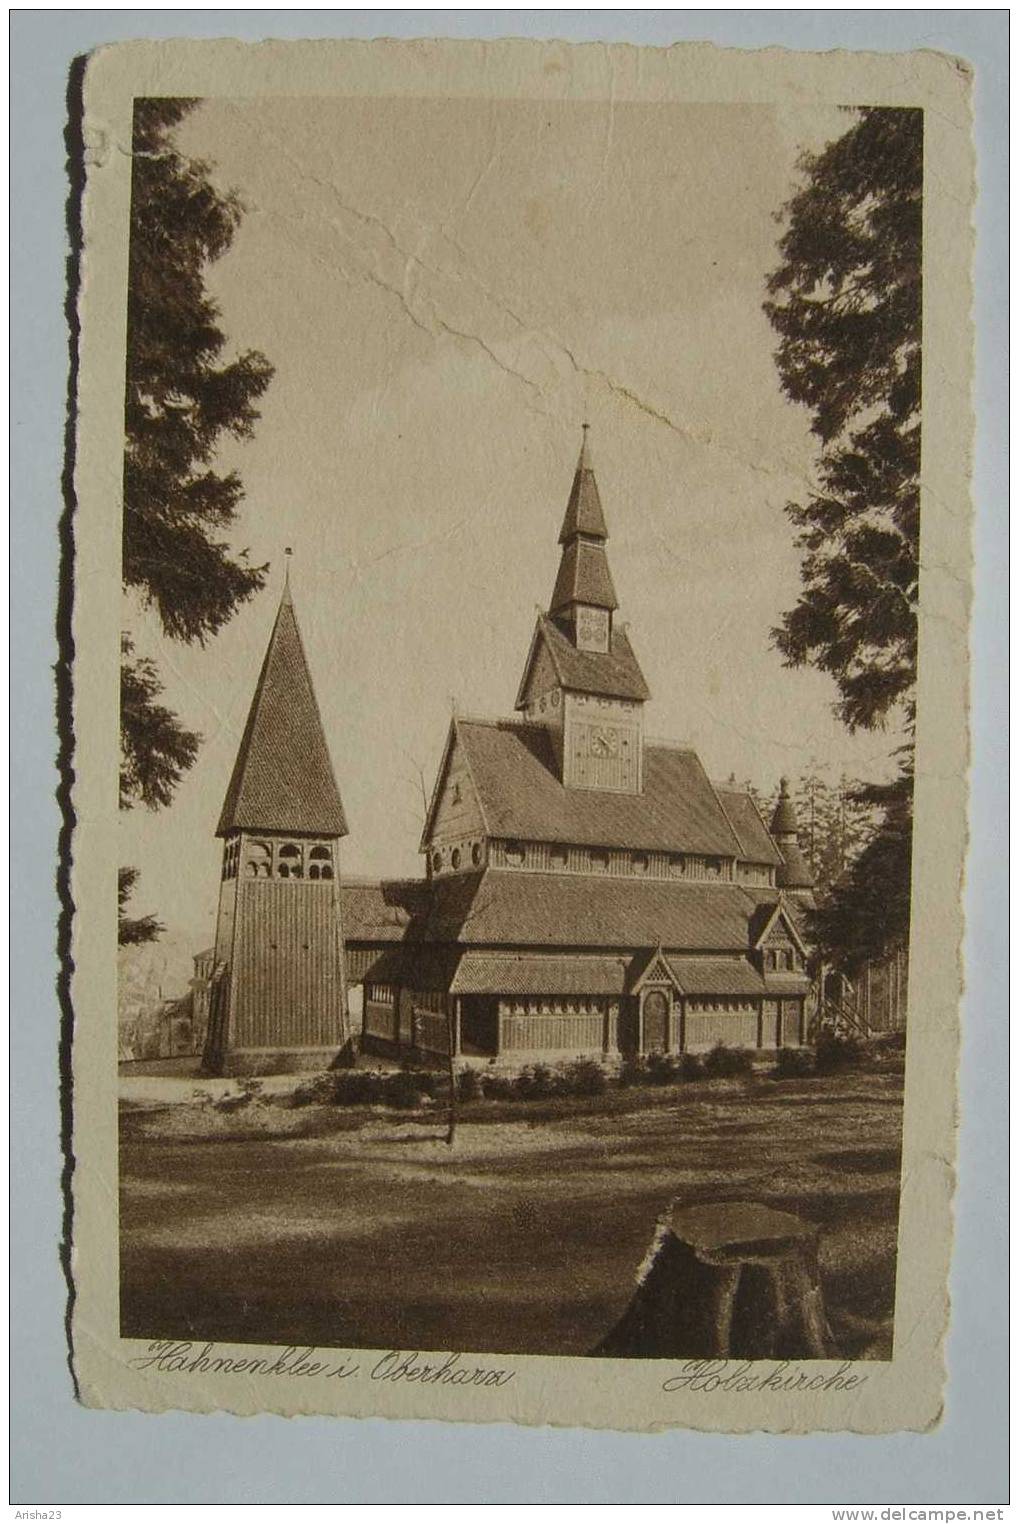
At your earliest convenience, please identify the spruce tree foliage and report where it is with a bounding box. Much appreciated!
[119,99,274,945]
[765,107,921,971]
[123,98,273,642]
[808,765,913,975]
[794,772,875,895]
[765,107,921,732]
[117,867,164,947]
[119,636,200,812]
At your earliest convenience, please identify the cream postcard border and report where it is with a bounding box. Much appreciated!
[70,37,973,1432]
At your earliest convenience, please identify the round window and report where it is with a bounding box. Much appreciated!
[451,847,462,869]
[471,842,483,866]
[432,851,443,873]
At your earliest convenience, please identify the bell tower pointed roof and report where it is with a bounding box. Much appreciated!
[558,424,608,543]
[216,574,348,838]
[550,426,619,616]
[517,427,649,712]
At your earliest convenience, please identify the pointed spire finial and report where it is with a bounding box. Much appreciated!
[282,547,293,602]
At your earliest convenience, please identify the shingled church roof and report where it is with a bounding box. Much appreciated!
[516,613,650,707]
[414,869,785,951]
[216,585,348,838]
[550,538,619,613]
[432,718,747,857]
[714,787,784,867]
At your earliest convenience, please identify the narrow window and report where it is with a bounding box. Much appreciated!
[246,840,272,877]
[278,842,302,878]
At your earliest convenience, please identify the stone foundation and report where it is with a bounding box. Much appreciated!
[203,1045,344,1078]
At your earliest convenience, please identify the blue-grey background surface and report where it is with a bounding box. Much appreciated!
[11,9,1008,1505]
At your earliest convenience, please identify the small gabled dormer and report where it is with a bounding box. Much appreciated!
[751,899,809,977]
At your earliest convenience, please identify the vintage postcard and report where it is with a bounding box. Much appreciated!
[70,38,973,1431]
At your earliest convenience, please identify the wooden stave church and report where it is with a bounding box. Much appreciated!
[201,432,813,1076]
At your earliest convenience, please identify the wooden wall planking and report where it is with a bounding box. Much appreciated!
[231,879,346,1050]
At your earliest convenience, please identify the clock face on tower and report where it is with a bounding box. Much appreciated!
[591,726,620,757]
[568,717,637,792]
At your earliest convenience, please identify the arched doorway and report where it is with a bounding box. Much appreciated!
[641,988,671,1054]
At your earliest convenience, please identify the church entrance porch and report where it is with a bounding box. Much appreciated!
[460,996,499,1058]
[639,988,671,1054]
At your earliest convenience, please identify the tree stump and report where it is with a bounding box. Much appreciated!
[596,1201,838,1360]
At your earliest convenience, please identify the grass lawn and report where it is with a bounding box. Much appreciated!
[119,1063,903,1360]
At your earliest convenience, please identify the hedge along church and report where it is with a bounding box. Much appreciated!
[202,432,813,1075]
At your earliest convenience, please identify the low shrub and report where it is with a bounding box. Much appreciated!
[645,1051,679,1086]
[513,1064,562,1100]
[678,1052,705,1082]
[383,1070,429,1110]
[814,1031,864,1074]
[773,1046,814,1079]
[212,1077,264,1113]
[456,1067,482,1103]
[617,1056,646,1088]
[561,1058,607,1097]
[212,1091,254,1114]
[288,1072,338,1108]
[702,1042,753,1079]
[289,1068,436,1108]
[480,1072,516,1101]
[327,1070,380,1105]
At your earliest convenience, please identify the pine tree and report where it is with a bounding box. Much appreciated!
[796,773,876,897]
[765,108,921,968]
[119,99,274,943]
[117,867,164,947]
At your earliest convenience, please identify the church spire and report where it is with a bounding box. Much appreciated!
[557,424,608,544]
[216,574,347,838]
[770,777,813,890]
[549,425,619,640]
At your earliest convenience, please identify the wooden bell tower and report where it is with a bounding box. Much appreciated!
[203,569,350,1075]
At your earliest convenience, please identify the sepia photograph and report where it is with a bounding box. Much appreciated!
[115,88,917,1368]
[57,35,975,1436]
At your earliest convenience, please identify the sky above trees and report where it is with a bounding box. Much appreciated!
[119,96,907,939]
